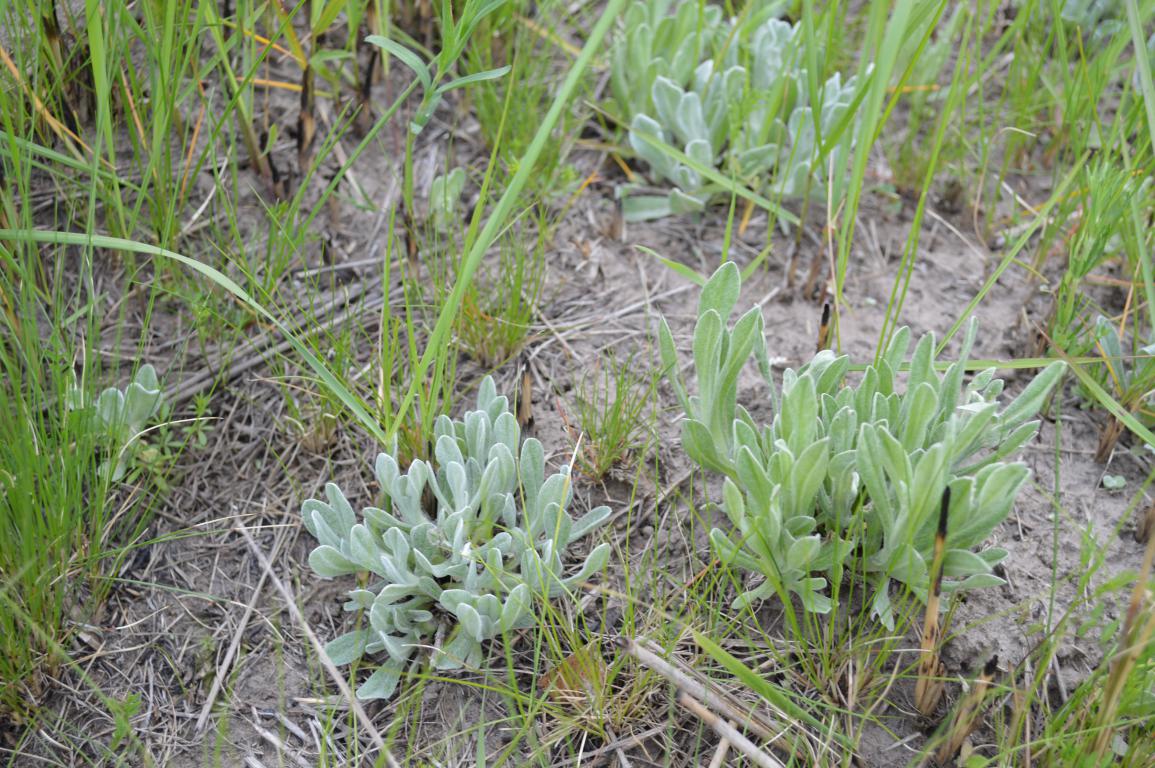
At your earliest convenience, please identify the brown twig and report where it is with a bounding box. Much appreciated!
[706,731,732,768]
[915,487,951,717]
[616,635,812,761]
[237,525,402,768]
[194,525,289,732]
[816,302,832,353]
[1138,501,1155,544]
[935,656,998,763]
[1089,528,1155,759]
[169,283,376,407]
[676,689,784,768]
[297,63,316,171]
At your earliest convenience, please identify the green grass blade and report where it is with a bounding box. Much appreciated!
[833,0,916,318]
[937,153,1087,351]
[626,130,801,226]
[1067,359,1155,449]
[0,229,389,445]
[690,628,855,750]
[388,0,631,445]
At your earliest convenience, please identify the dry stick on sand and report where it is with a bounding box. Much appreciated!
[169,282,374,406]
[677,690,785,768]
[616,635,813,763]
[915,487,951,717]
[706,730,732,768]
[237,525,403,768]
[194,524,290,732]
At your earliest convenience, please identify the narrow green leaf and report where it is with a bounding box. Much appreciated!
[690,630,852,748]
[436,65,512,94]
[366,35,432,92]
[636,245,706,285]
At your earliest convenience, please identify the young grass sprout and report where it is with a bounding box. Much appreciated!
[572,352,654,479]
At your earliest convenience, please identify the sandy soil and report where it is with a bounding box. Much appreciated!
[8,24,1152,768]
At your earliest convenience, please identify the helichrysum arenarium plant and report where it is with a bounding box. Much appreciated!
[302,377,611,699]
[662,264,1065,625]
[1058,0,1155,52]
[1082,315,1155,461]
[611,0,862,220]
[68,364,164,481]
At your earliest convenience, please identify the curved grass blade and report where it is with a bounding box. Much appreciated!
[0,229,388,445]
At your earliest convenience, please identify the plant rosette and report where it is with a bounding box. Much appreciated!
[663,263,1065,626]
[302,377,611,699]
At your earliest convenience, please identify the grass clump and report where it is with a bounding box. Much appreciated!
[571,352,654,479]
[456,218,546,369]
[0,250,152,718]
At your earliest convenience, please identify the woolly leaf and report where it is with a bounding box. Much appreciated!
[325,630,369,665]
[357,663,403,700]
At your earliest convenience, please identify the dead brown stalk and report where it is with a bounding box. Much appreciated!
[935,655,999,763]
[915,487,951,717]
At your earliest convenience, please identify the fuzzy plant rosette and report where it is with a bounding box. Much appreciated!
[662,264,1065,627]
[301,377,611,699]
[610,0,863,221]
[67,364,164,482]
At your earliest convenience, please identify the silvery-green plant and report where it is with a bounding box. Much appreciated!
[1082,315,1155,461]
[68,364,164,481]
[429,167,466,234]
[609,0,731,120]
[1059,0,1155,53]
[1087,316,1155,418]
[662,264,1065,626]
[302,377,611,699]
[611,0,861,220]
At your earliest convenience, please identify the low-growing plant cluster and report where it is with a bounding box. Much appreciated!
[610,0,861,220]
[67,364,164,482]
[1040,156,1154,461]
[1058,0,1155,54]
[571,352,655,479]
[1082,315,1155,461]
[661,264,1065,626]
[12,0,1155,759]
[302,377,610,699]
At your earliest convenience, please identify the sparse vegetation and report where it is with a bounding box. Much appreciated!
[571,351,654,478]
[67,363,164,482]
[1,0,1153,765]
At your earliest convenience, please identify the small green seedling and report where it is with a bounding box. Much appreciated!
[69,364,164,482]
[1102,474,1127,491]
[301,376,611,699]
[663,263,1065,625]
